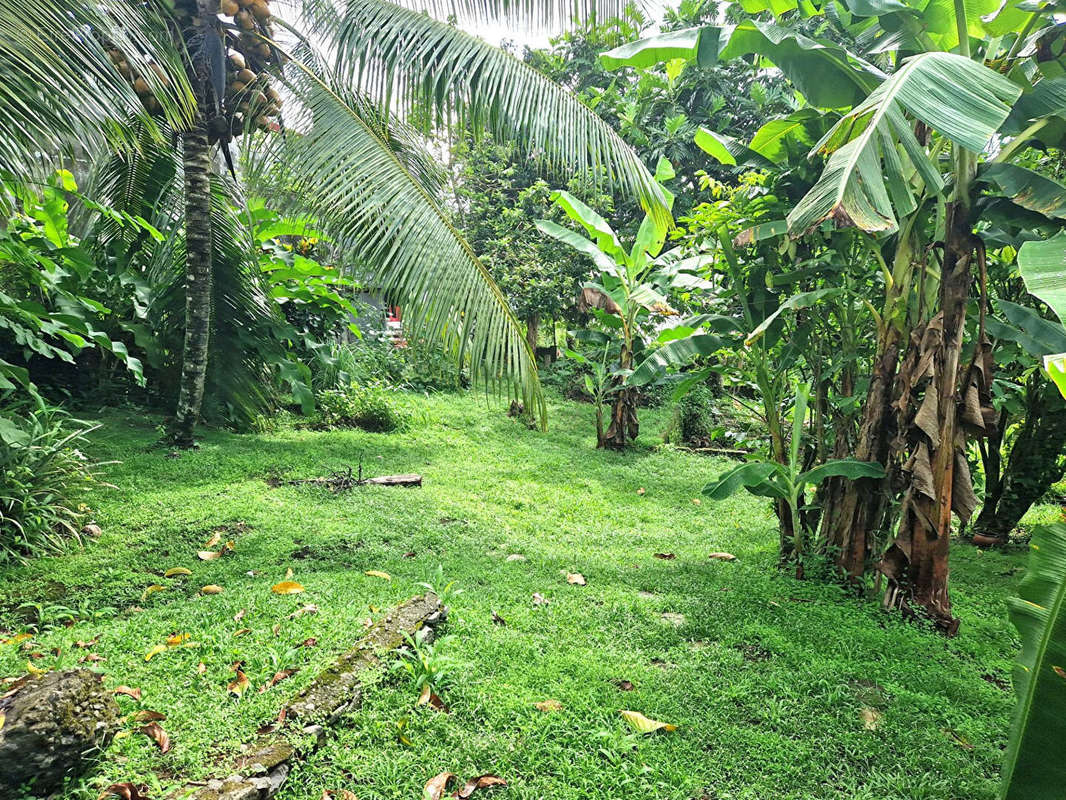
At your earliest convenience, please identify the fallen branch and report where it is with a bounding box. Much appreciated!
[271,465,422,492]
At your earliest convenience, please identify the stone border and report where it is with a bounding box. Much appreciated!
[177,593,444,800]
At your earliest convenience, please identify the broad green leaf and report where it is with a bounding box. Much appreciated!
[982,163,1066,220]
[789,382,810,475]
[535,220,619,275]
[629,333,723,386]
[703,462,780,500]
[991,299,1066,357]
[549,191,624,260]
[1004,76,1066,133]
[1044,354,1066,400]
[748,110,823,163]
[745,289,845,345]
[601,21,882,109]
[1018,232,1066,325]
[694,128,775,168]
[1000,521,1066,799]
[789,52,1019,234]
[797,459,886,487]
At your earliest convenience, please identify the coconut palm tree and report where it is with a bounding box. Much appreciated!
[0,0,669,444]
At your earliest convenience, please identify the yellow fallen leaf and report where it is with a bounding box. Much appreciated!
[691,498,701,505]
[364,570,391,580]
[271,581,305,594]
[1,632,32,646]
[860,707,882,731]
[140,584,166,602]
[417,684,432,706]
[620,709,677,733]
[26,660,45,676]
[708,552,737,561]
[535,699,563,712]
[201,585,223,595]
[164,567,192,578]
[228,670,250,697]
[566,572,587,586]
[145,644,167,661]
[166,632,190,647]
[204,531,222,548]
[284,567,294,580]
[198,550,221,561]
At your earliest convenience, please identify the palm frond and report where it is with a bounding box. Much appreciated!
[245,48,547,425]
[298,0,670,228]
[0,0,193,180]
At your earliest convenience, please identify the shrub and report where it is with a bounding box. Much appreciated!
[0,405,103,563]
[668,382,718,445]
[314,384,413,432]
[311,338,466,395]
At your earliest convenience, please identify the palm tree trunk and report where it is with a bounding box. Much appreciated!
[172,101,214,447]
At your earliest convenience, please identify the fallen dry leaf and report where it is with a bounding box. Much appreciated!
[81,653,105,663]
[566,572,587,586]
[197,551,221,561]
[364,570,391,580]
[532,592,549,606]
[165,633,190,647]
[289,603,318,619]
[164,567,192,578]
[131,710,165,723]
[138,721,170,753]
[234,608,247,622]
[140,585,166,602]
[302,637,318,647]
[505,553,526,562]
[144,644,167,662]
[259,668,298,693]
[708,552,737,561]
[97,783,150,800]
[233,628,251,637]
[201,585,223,595]
[615,679,635,691]
[403,551,417,558]
[204,532,222,548]
[535,699,562,712]
[114,685,142,701]
[423,771,457,800]
[196,662,207,675]
[273,623,281,637]
[455,776,506,798]
[75,636,99,649]
[284,567,294,579]
[271,581,305,594]
[491,611,506,626]
[620,709,677,734]
[228,670,250,697]
[691,498,701,505]
[636,487,645,495]
[860,707,882,731]
[653,553,676,560]
[321,792,358,800]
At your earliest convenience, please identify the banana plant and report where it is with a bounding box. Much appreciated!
[703,382,884,574]
[562,344,616,448]
[536,167,720,448]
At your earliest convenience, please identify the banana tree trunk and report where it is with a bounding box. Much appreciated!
[973,376,1066,544]
[171,100,214,448]
[880,201,989,636]
[603,388,638,449]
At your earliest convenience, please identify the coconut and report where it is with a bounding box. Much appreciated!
[235,10,255,30]
[229,80,247,93]
[255,42,271,58]
[265,86,280,103]
[228,51,246,70]
[235,68,255,84]
[221,0,239,15]
[149,63,170,86]
[250,0,271,21]
[117,61,132,79]
[133,77,151,96]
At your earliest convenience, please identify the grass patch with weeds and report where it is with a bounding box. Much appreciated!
[0,392,1025,799]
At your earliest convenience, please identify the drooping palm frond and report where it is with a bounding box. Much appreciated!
[297,0,671,229]
[246,47,547,425]
[0,0,193,180]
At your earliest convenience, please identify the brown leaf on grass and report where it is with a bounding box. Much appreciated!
[403,551,417,558]
[113,685,142,701]
[97,783,150,800]
[535,699,562,712]
[258,669,298,693]
[201,585,223,595]
[204,532,222,549]
[197,551,221,561]
[615,680,635,691]
[423,772,457,800]
[636,487,645,495]
[532,593,549,606]
[132,710,166,723]
[708,552,737,561]
[233,628,251,637]
[138,721,170,753]
[860,707,882,731]
[321,791,358,800]
[271,581,305,594]
[566,572,587,586]
[491,612,506,626]
[196,662,206,675]
[273,624,281,637]
[234,609,247,622]
[455,776,506,798]
[428,693,450,713]
[653,553,676,560]
[81,653,106,663]
[228,670,250,697]
[943,728,974,751]
[301,637,318,647]
[75,636,100,648]
[289,603,318,618]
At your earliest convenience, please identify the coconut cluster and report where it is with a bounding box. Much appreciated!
[110,0,284,142]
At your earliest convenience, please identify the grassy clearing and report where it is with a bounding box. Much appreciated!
[0,392,1026,800]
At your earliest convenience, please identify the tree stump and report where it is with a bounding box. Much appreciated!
[0,669,120,795]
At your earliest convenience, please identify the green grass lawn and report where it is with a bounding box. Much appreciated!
[0,392,1027,800]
